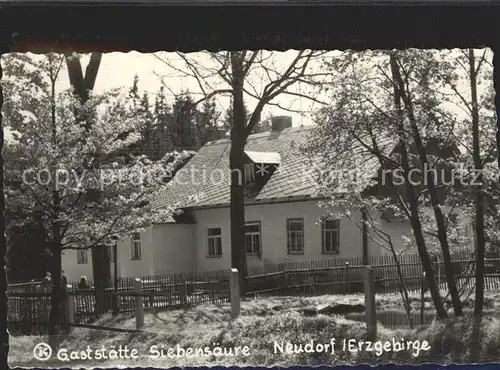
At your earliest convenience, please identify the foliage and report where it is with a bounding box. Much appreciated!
[222,102,272,134]
[5,218,51,283]
[3,53,192,254]
[303,48,499,319]
[304,49,498,253]
[125,77,223,156]
[9,293,500,366]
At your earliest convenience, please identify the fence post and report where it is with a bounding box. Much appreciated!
[363,266,377,341]
[179,281,188,308]
[345,262,351,293]
[112,270,119,316]
[280,271,286,295]
[65,284,75,332]
[134,278,144,330]
[230,268,240,319]
[112,288,119,316]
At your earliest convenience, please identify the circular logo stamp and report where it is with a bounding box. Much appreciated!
[33,342,52,361]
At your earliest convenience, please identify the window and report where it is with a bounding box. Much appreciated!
[244,163,255,185]
[245,222,261,254]
[322,219,340,254]
[77,249,88,264]
[465,223,474,238]
[449,213,458,225]
[207,227,222,257]
[131,232,141,260]
[287,218,304,254]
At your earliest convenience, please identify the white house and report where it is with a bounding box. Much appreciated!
[62,116,473,282]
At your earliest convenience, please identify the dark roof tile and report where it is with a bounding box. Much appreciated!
[152,125,398,210]
[152,125,319,209]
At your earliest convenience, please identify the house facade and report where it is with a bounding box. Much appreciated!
[62,116,473,283]
[62,201,385,282]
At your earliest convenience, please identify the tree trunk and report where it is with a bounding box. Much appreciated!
[389,238,414,327]
[92,246,112,314]
[112,242,119,315]
[48,222,63,349]
[390,53,448,319]
[396,61,462,316]
[229,52,248,296]
[415,147,463,317]
[48,68,65,348]
[362,208,369,265]
[406,195,448,319]
[469,48,486,316]
[390,53,460,316]
[66,53,112,310]
[402,98,463,316]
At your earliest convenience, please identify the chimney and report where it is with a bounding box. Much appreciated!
[271,116,292,131]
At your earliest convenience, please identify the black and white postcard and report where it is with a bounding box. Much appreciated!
[3,3,500,369]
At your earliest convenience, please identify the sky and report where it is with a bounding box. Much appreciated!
[55,51,320,127]
[59,49,491,125]
[6,50,321,142]
[3,48,493,142]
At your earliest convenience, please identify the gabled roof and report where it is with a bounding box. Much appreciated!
[152,125,404,211]
[317,133,396,193]
[152,126,322,210]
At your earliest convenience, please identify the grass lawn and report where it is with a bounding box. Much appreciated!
[8,291,500,367]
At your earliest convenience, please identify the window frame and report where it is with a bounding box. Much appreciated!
[244,162,256,185]
[287,217,305,255]
[321,219,340,254]
[448,213,459,225]
[207,227,223,258]
[465,223,474,238]
[244,221,262,255]
[77,249,88,264]
[131,232,142,261]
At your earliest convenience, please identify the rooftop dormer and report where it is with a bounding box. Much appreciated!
[243,150,281,186]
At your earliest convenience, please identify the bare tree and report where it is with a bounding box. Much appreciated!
[304,49,459,319]
[154,50,327,294]
[431,49,496,317]
[346,211,415,326]
[389,52,462,317]
[457,49,487,316]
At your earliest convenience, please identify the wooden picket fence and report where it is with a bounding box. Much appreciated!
[7,250,500,336]
[7,282,52,335]
[244,250,500,297]
[7,270,230,335]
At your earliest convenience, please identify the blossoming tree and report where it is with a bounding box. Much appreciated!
[3,53,192,346]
